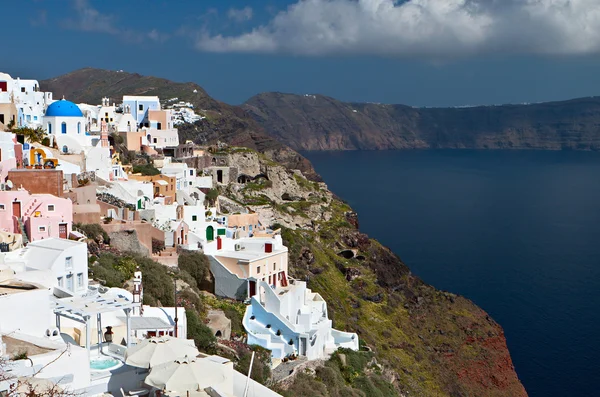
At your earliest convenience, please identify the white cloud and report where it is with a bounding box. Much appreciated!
[227,6,254,22]
[196,0,600,57]
[64,0,119,34]
[62,0,169,44]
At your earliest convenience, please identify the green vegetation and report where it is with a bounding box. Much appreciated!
[235,345,272,385]
[11,351,28,361]
[205,188,219,206]
[12,126,45,143]
[177,251,210,288]
[91,253,174,306]
[132,163,160,176]
[186,309,217,354]
[75,223,110,244]
[281,349,398,397]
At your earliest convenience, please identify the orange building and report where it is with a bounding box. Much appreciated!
[129,174,176,204]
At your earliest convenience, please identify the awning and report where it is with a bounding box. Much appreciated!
[129,316,172,330]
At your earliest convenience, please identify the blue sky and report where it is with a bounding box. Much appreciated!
[5,0,600,106]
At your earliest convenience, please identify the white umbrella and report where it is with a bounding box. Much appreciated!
[125,336,199,368]
[15,377,62,396]
[145,356,232,394]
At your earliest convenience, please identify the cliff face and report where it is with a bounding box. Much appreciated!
[222,147,527,397]
[243,92,600,151]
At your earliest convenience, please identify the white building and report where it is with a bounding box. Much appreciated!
[160,161,197,193]
[44,99,97,154]
[0,238,88,296]
[122,95,160,127]
[0,72,52,128]
[204,235,289,300]
[243,280,359,361]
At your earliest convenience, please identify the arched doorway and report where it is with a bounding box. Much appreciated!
[206,225,214,241]
[215,330,222,338]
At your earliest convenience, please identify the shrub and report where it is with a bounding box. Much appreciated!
[205,188,219,206]
[234,345,271,385]
[186,309,216,353]
[178,251,209,288]
[152,238,165,254]
[41,137,50,147]
[75,223,110,244]
[132,163,160,176]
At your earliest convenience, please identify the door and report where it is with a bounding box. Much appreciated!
[300,338,307,356]
[206,226,214,241]
[249,280,256,297]
[59,223,67,239]
[12,202,21,218]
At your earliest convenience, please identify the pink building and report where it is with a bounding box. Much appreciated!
[0,189,73,242]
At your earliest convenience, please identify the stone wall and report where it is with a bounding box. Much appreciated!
[101,221,164,256]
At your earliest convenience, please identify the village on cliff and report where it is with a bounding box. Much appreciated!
[0,72,359,397]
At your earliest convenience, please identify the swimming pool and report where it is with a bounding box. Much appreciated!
[90,357,122,371]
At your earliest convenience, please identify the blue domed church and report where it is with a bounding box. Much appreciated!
[44,99,95,154]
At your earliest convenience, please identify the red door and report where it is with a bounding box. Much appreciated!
[12,202,21,218]
[59,223,67,239]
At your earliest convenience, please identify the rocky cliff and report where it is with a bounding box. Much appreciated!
[220,146,527,397]
[243,92,600,151]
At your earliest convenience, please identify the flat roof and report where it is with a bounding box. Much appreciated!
[129,316,171,330]
[28,238,85,250]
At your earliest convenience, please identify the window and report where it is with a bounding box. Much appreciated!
[57,277,63,287]
[21,87,25,93]
[256,266,261,274]
[139,104,143,111]
[192,215,197,221]
[48,123,52,134]
[189,181,192,186]
[47,204,55,212]
[273,263,276,271]
[0,204,4,211]
[77,273,84,288]
[153,138,157,143]
[77,122,81,134]
[65,256,73,270]
[38,226,46,232]
[61,122,67,134]
[189,170,193,176]
[34,116,37,121]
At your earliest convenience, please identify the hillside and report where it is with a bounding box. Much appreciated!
[243,92,600,151]
[217,149,527,396]
[40,69,316,178]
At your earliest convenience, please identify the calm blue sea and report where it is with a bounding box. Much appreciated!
[303,150,600,397]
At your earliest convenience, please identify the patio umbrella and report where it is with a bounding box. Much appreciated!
[15,377,62,395]
[144,356,232,394]
[124,336,199,368]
